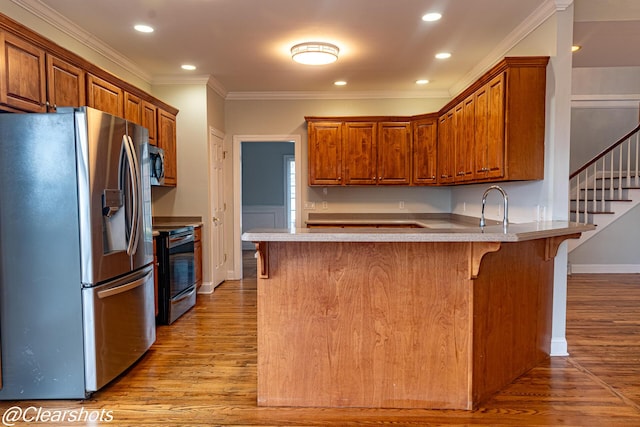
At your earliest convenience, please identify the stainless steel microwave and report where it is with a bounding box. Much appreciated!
[149,145,165,186]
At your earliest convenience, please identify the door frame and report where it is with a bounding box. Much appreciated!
[232,134,302,279]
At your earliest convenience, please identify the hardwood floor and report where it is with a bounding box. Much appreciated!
[1,268,639,426]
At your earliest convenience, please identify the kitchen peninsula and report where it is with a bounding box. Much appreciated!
[242,214,594,410]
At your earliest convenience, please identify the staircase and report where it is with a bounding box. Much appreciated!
[569,123,640,252]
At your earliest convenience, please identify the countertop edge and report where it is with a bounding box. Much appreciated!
[241,221,595,243]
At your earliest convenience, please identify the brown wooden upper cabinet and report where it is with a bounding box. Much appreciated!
[307,56,548,187]
[308,118,412,186]
[412,115,438,185]
[0,31,46,112]
[142,101,157,146]
[124,91,143,124]
[86,73,123,118]
[308,121,344,185]
[343,121,377,185]
[438,58,546,183]
[377,121,411,185]
[0,14,180,187]
[158,108,177,186]
[436,110,455,185]
[45,53,85,111]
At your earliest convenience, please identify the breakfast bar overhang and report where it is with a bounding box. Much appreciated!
[242,216,594,410]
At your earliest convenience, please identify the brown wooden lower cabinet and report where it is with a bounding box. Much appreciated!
[194,225,203,288]
[253,237,570,409]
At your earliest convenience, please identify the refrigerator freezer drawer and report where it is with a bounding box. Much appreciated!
[82,265,156,391]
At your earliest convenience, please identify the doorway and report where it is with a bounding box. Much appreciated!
[232,135,302,279]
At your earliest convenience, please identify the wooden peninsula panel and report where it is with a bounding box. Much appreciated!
[256,238,557,409]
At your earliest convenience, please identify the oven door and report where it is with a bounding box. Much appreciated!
[168,231,195,298]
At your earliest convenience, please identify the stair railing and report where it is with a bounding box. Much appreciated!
[570,123,640,224]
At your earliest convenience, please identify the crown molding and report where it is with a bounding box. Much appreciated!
[225,89,452,101]
[449,0,557,97]
[151,75,212,86]
[11,0,152,84]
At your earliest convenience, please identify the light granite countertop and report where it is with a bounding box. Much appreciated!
[241,213,595,243]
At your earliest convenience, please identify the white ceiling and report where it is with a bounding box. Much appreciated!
[19,0,640,96]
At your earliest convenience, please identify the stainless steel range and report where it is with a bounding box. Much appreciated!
[154,225,197,324]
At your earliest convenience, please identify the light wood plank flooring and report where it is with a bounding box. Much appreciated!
[1,264,639,426]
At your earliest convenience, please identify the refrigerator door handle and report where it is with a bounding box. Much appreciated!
[97,270,152,299]
[123,135,140,256]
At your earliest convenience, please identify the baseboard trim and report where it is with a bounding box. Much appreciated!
[197,281,216,294]
[550,338,569,357]
[570,264,640,274]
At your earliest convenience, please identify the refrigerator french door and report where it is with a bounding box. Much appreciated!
[0,107,155,399]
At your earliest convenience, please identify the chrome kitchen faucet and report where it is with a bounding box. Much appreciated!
[480,185,509,230]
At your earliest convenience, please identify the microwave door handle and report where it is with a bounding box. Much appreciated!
[123,135,139,256]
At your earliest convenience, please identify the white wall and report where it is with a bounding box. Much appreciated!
[568,66,640,271]
[150,84,213,282]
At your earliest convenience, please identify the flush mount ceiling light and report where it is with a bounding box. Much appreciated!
[421,12,442,22]
[291,42,339,65]
[134,24,154,33]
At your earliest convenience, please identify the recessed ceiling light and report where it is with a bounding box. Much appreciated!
[291,42,339,65]
[435,52,451,59]
[572,45,581,52]
[334,81,347,86]
[181,64,196,71]
[416,79,429,85]
[422,13,442,22]
[134,24,154,33]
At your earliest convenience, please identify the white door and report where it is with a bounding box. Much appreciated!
[209,128,226,287]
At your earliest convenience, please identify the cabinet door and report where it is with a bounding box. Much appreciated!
[86,73,123,117]
[455,95,475,182]
[0,31,46,112]
[158,108,177,186]
[485,73,505,179]
[194,226,203,287]
[45,54,85,111]
[474,83,490,178]
[412,117,438,185]
[437,110,455,184]
[377,121,411,185]
[124,91,142,124]
[308,121,343,185]
[343,122,377,185]
[142,101,157,146]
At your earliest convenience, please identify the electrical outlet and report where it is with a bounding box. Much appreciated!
[304,202,316,210]
[322,201,328,209]
[399,201,405,209]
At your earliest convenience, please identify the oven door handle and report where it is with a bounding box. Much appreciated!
[173,287,196,303]
[168,234,194,248]
[98,271,151,299]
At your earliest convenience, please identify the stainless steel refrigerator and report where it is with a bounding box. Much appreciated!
[0,107,156,399]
